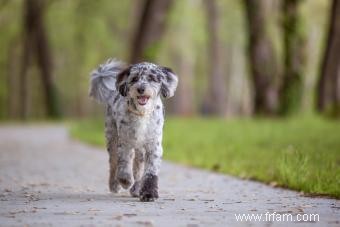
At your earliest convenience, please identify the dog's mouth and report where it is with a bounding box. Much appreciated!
[137,96,150,106]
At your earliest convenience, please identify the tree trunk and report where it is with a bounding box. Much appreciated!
[170,52,195,115]
[317,0,340,116]
[19,1,33,120]
[165,0,195,116]
[243,0,280,115]
[279,0,305,115]
[7,39,20,119]
[130,0,174,63]
[20,0,61,119]
[203,0,227,116]
[32,0,61,118]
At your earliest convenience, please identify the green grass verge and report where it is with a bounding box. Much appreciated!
[70,116,340,198]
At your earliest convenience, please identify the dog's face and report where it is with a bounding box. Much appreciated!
[116,62,178,111]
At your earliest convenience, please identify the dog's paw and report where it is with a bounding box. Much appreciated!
[117,171,133,189]
[139,174,159,202]
[129,181,141,197]
[109,171,121,193]
[140,190,158,202]
[109,179,121,193]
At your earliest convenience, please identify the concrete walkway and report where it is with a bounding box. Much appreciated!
[0,125,338,226]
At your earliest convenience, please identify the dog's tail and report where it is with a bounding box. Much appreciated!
[89,59,126,104]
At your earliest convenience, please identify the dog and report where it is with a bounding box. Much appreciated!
[89,59,178,201]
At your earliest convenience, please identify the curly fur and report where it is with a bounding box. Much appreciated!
[89,59,178,202]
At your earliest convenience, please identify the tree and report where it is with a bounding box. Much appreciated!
[279,0,305,115]
[243,0,280,115]
[202,0,227,116]
[169,51,195,115]
[165,0,195,116]
[20,0,61,119]
[7,39,20,119]
[317,0,340,116]
[130,0,174,63]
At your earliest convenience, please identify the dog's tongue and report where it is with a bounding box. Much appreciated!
[137,96,149,105]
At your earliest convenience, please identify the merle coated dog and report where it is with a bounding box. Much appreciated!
[89,59,178,201]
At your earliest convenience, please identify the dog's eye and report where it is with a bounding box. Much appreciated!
[131,77,139,83]
[148,74,157,82]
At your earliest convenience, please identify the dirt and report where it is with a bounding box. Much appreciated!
[0,125,339,226]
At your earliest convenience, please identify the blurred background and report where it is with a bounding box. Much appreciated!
[0,0,339,119]
[0,0,339,197]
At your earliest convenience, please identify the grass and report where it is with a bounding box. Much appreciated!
[70,116,340,198]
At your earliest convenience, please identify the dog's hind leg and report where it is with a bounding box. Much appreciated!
[106,106,121,193]
[108,148,121,193]
[130,149,145,197]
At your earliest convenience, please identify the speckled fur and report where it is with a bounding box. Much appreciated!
[89,59,178,201]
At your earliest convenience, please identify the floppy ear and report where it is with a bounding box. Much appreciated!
[116,66,131,96]
[160,67,178,98]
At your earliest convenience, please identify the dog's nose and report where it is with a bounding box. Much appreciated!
[137,87,145,94]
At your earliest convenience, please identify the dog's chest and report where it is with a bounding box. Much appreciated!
[131,117,149,143]
[117,115,159,145]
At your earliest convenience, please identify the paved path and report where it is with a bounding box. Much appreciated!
[0,125,338,227]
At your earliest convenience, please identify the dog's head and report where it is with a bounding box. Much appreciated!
[116,62,178,113]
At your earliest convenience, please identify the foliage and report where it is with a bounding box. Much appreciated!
[70,116,340,198]
[0,0,332,119]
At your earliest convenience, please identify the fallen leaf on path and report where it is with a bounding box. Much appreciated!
[200,199,214,202]
[9,210,28,215]
[53,211,80,215]
[88,208,101,212]
[123,213,137,217]
[136,220,153,226]
[163,198,175,201]
[112,215,123,220]
[33,207,47,209]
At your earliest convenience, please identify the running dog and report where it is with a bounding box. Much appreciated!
[89,59,178,201]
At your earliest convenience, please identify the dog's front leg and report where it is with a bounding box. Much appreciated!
[116,142,134,189]
[140,142,162,202]
[130,149,145,197]
[105,112,121,193]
